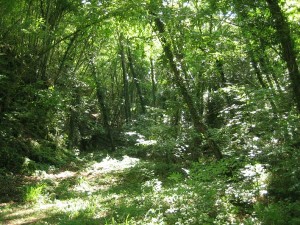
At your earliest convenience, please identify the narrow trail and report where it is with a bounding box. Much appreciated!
[0,152,272,224]
[0,154,143,225]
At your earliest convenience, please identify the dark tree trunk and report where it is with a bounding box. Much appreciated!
[68,90,80,149]
[150,58,157,107]
[258,55,282,91]
[251,58,267,89]
[215,59,233,110]
[257,37,281,94]
[119,34,131,122]
[90,61,115,151]
[127,46,146,114]
[249,53,278,114]
[95,85,115,151]
[55,33,78,83]
[216,59,227,87]
[266,0,300,112]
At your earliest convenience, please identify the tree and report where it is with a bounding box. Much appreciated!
[90,58,116,151]
[127,43,147,114]
[265,0,300,112]
[119,33,131,123]
[150,9,223,160]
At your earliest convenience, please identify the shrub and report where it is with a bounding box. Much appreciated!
[22,182,47,203]
[0,147,25,173]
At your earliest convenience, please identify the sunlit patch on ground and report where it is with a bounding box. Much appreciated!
[0,153,271,225]
[0,155,141,225]
[1,203,58,225]
[124,131,157,146]
[38,171,77,180]
[85,155,140,174]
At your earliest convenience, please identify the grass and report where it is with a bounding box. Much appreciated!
[0,153,149,224]
[0,150,282,225]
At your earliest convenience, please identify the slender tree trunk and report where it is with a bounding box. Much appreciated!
[251,59,267,89]
[68,90,80,150]
[216,59,227,87]
[90,61,115,151]
[258,39,283,92]
[38,0,64,86]
[215,59,234,109]
[258,55,281,91]
[119,34,131,122]
[39,38,51,84]
[266,0,300,112]
[55,33,78,83]
[127,46,146,114]
[152,16,223,160]
[250,54,278,114]
[150,58,157,107]
[95,85,115,151]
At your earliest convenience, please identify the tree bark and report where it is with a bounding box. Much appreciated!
[216,59,227,87]
[150,58,157,107]
[68,90,80,150]
[95,84,115,151]
[127,46,146,114]
[258,54,282,92]
[249,53,278,114]
[266,0,300,112]
[90,61,115,151]
[119,34,131,122]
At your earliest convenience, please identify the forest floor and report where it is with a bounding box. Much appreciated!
[0,145,276,225]
[0,152,194,225]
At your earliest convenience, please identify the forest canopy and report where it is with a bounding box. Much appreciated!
[0,0,300,224]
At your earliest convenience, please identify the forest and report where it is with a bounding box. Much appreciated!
[0,0,300,224]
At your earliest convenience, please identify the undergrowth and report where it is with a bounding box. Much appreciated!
[1,148,299,224]
[1,107,300,224]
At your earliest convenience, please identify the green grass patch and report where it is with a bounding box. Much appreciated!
[1,151,299,225]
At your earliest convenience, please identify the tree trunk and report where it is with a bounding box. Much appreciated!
[249,53,278,114]
[216,59,227,87]
[55,33,78,83]
[95,85,116,151]
[266,0,300,112]
[152,16,223,160]
[90,61,115,151]
[258,55,282,92]
[68,90,80,150]
[127,46,146,114]
[150,58,157,107]
[258,39,283,92]
[119,34,131,122]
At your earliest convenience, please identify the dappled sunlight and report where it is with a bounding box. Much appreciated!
[38,170,76,180]
[84,155,140,174]
[56,198,94,215]
[136,139,157,146]
[142,178,163,192]
[240,164,269,197]
[0,150,288,225]
[72,180,97,194]
[4,216,48,225]
[0,0,299,224]
[0,154,142,225]
[1,203,58,225]
[124,131,158,146]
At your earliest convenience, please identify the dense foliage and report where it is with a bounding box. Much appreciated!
[0,0,299,224]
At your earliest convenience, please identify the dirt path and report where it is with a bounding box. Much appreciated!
[0,155,141,225]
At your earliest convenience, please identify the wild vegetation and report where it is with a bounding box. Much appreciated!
[0,0,300,224]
